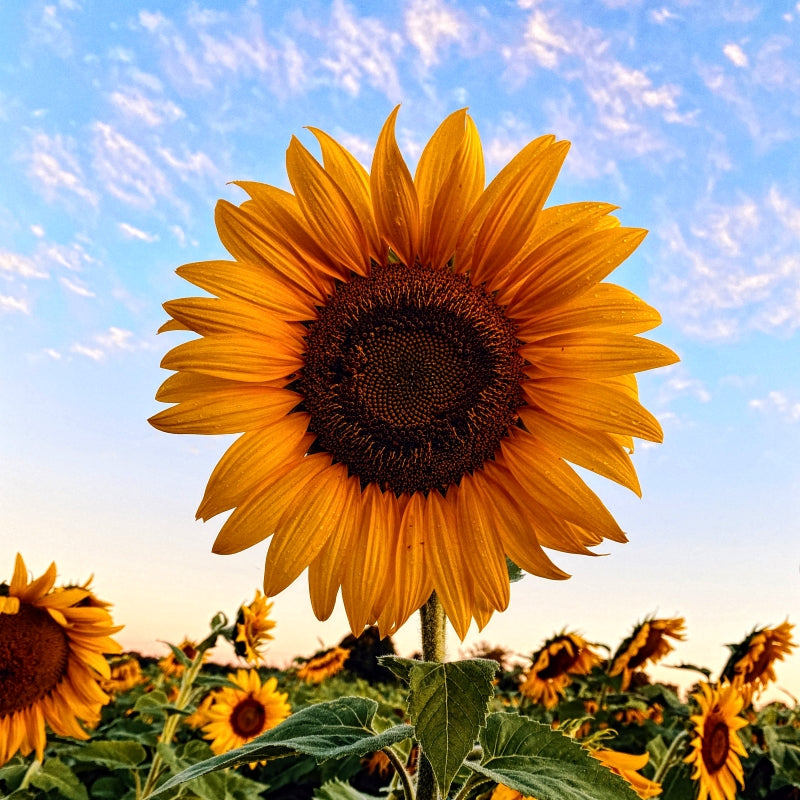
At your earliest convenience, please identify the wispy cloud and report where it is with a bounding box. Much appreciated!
[723,42,749,68]
[59,276,95,298]
[404,0,467,69]
[0,294,30,314]
[70,326,138,361]
[119,222,159,242]
[0,250,48,279]
[749,390,800,422]
[109,88,185,127]
[25,131,98,207]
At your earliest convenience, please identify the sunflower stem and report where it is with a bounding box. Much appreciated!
[652,729,689,785]
[382,745,416,800]
[417,593,446,800]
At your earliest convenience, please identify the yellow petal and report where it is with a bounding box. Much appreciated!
[197,413,313,520]
[263,461,350,596]
[286,136,370,276]
[148,386,300,434]
[523,376,664,442]
[158,318,188,333]
[307,127,385,264]
[155,371,288,403]
[370,106,420,267]
[212,453,331,555]
[521,333,680,378]
[160,334,303,383]
[176,260,317,321]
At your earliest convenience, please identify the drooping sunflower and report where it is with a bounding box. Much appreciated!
[721,621,795,699]
[0,554,122,766]
[233,589,276,665]
[609,616,686,689]
[296,645,351,684]
[200,669,291,755]
[150,107,678,639]
[684,682,748,800]
[519,631,601,708]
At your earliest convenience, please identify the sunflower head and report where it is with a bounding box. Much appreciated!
[519,631,601,708]
[200,669,291,757]
[609,616,686,689]
[0,554,122,766]
[151,107,678,640]
[296,645,351,684]
[721,621,795,698]
[101,655,145,695]
[233,589,276,665]
[685,682,748,800]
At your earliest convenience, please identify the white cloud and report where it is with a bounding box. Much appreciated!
[30,224,45,238]
[650,7,678,23]
[110,88,184,127]
[59,276,95,297]
[70,326,137,361]
[44,348,62,359]
[25,131,98,207]
[749,391,800,422]
[0,294,30,314]
[70,343,105,361]
[91,122,170,207]
[0,251,48,279]
[158,147,217,178]
[119,222,159,242]
[404,0,466,69]
[663,372,712,403]
[723,43,749,68]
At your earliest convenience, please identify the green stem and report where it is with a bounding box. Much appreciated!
[383,746,416,800]
[652,729,689,785]
[417,592,446,800]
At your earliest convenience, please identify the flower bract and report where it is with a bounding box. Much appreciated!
[150,107,678,638]
[0,554,122,765]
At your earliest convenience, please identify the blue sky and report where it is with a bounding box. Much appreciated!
[1,0,799,697]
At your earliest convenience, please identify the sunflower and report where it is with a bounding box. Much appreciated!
[296,645,350,684]
[101,655,145,695]
[684,682,748,800]
[233,589,276,665]
[200,669,290,756]
[519,631,601,708]
[609,616,686,690]
[158,638,207,678]
[721,621,795,699]
[0,554,122,765]
[150,108,678,639]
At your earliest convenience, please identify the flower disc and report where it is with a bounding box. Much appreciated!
[301,263,522,494]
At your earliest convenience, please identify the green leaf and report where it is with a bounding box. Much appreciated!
[144,697,413,799]
[61,740,147,769]
[407,658,498,798]
[29,758,89,800]
[765,725,800,785]
[466,713,640,800]
[378,655,418,684]
[313,778,376,800]
[506,558,525,583]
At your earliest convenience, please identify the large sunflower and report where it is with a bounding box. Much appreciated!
[721,621,795,698]
[0,554,122,765]
[519,631,600,709]
[200,669,291,755]
[608,616,686,690]
[150,108,678,638]
[684,682,748,800]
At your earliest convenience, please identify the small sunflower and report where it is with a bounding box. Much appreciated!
[684,682,748,800]
[519,631,601,708]
[0,554,122,766]
[609,616,686,690]
[150,107,678,639]
[721,621,795,698]
[158,638,206,678]
[296,645,350,684]
[592,749,661,799]
[101,655,145,695]
[200,669,291,755]
[233,590,276,665]
[361,749,393,778]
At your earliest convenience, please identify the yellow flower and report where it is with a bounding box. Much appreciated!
[609,616,686,689]
[721,621,795,698]
[519,631,601,708]
[0,554,122,765]
[201,669,290,755]
[684,682,748,800]
[296,645,350,684]
[150,108,678,639]
[158,638,207,678]
[592,749,662,798]
[233,590,276,665]
[101,655,145,695]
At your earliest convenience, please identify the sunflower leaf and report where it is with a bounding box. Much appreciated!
[378,655,418,684]
[506,557,525,583]
[59,739,148,768]
[466,712,640,800]
[313,778,376,800]
[143,697,413,799]
[405,658,499,798]
[28,758,88,800]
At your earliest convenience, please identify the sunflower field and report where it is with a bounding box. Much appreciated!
[1,560,798,800]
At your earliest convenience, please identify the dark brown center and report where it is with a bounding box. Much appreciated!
[231,697,267,738]
[627,625,663,670]
[702,717,730,773]
[299,263,523,494]
[537,639,579,680]
[0,604,70,716]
